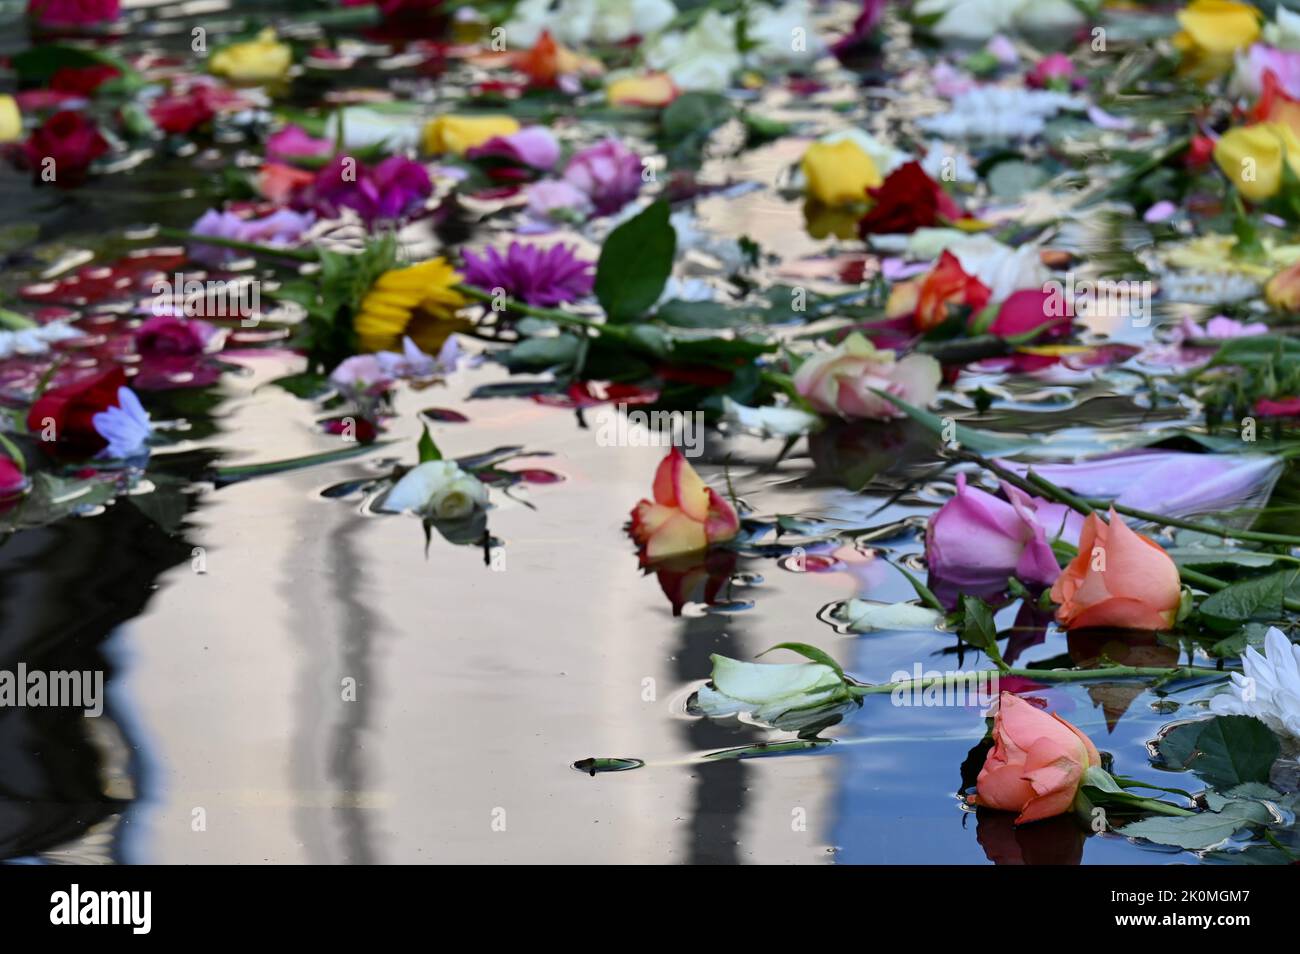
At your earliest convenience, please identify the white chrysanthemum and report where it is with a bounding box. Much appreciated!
[1210,627,1300,742]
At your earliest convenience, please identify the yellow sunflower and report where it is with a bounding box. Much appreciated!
[354,258,469,353]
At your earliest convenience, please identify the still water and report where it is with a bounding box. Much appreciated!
[0,0,1240,864]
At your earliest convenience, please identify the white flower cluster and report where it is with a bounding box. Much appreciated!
[918,87,1086,141]
[0,322,83,360]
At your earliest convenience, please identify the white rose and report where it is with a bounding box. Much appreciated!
[380,460,489,519]
[833,600,943,633]
[644,10,742,92]
[745,0,822,66]
[695,654,853,730]
[721,397,820,438]
[1265,7,1300,51]
[325,107,420,151]
[589,0,677,44]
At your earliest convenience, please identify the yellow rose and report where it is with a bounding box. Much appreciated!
[1214,122,1300,202]
[209,28,292,83]
[800,139,881,207]
[607,73,677,107]
[1173,0,1260,78]
[0,95,21,144]
[354,258,468,353]
[422,115,520,156]
[1266,260,1300,311]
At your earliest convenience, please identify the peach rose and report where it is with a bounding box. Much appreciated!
[1049,508,1181,631]
[971,692,1101,825]
[629,448,739,561]
[793,332,941,420]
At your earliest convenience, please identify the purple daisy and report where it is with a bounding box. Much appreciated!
[461,242,595,307]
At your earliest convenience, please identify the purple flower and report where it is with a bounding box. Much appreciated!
[308,155,432,225]
[466,127,561,170]
[562,139,643,216]
[831,0,887,62]
[92,386,152,459]
[461,242,595,307]
[190,207,315,265]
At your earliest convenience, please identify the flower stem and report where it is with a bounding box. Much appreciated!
[152,228,319,263]
[849,663,1230,698]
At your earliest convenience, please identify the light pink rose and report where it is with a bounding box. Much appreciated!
[792,332,941,420]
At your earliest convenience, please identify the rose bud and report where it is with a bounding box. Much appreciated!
[629,447,738,561]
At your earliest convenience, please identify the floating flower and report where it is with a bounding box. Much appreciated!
[1265,259,1300,310]
[987,288,1071,339]
[461,242,594,307]
[525,178,595,224]
[833,600,944,633]
[629,447,739,561]
[379,460,488,519]
[1026,52,1076,90]
[1213,122,1300,202]
[148,87,218,134]
[793,332,942,420]
[258,161,316,204]
[694,653,853,732]
[1173,0,1261,78]
[562,139,643,215]
[92,386,152,458]
[423,114,521,156]
[26,0,119,27]
[354,258,466,354]
[330,336,449,396]
[915,250,991,332]
[606,73,677,107]
[135,315,219,356]
[504,0,676,48]
[266,124,333,163]
[465,126,561,171]
[21,110,109,180]
[800,139,881,207]
[1050,508,1181,632]
[0,95,20,144]
[914,0,1087,42]
[926,474,1061,588]
[189,207,315,265]
[970,692,1101,825]
[858,161,966,236]
[307,155,431,225]
[1210,626,1300,741]
[209,28,293,84]
[643,9,743,92]
[26,367,128,455]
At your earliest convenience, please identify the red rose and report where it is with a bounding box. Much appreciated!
[858,161,965,236]
[988,289,1072,340]
[26,366,126,454]
[21,110,110,181]
[49,64,121,96]
[135,315,208,356]
[149,89,217,135]
[0,454,26,501]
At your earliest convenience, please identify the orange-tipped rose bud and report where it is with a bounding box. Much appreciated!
[629,448,739,561]
[1049,508,1181,631]
[971,692,1101,825]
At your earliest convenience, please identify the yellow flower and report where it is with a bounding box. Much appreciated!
[354,258,469,353]
[606,73,677,107]
[1266,260,1300,311]
[1213,122,1300,202]
[209,28,292,84]
[800,139,881,207]
[0,95,21,144]
[422,115,520,156]
[1173,0,1260,78]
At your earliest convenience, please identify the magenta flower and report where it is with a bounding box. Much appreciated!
[307,155,432,225]
[1026,53,1076,90]
[27,0,119,27]
[562,139,643,216]
[267,124,334,163]
[189,207,315,265]
[461,242,595,306]
[925,474,1062,589]
[466,127,561,171]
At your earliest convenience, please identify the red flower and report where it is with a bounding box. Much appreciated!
[858,161,966,235]
[1186,133,1216,169]
[0,454,26,502]
[914,250,990,331]
[26,366,127,454]
[49,64,121,96]
[26,0,120,27]
[149,88,217,134]
[1256,396,1300,417]
[21,110,109,181]
[987,289,1071,340]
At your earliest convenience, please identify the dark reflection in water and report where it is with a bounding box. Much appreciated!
[0,499,194,861]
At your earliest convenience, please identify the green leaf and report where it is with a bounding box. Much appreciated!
[212,441,390,485]
[417,424,441,463]
[266,371,331,399]
[1120,800,1272,850]
[1199,570,1298,621]
[594,201,676,323]
[758,642,844,677]
[500,334,581,371]
[1190,716,1280,789]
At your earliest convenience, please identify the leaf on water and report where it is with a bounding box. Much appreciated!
[417,424,441,463]
[572,757,644,776]
[1198,570,1298,621]
[1120,799,1273,851]
[1189,716,1280,789]
[594,201,676,324]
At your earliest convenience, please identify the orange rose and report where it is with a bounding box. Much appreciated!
[914,250,991,332]
[629,448,739,561]
[971,692,1101,825]
[1049,508,1181,631]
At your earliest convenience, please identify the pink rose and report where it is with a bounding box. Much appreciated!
[562,139,643,215]
[525,178,594,224]
[1026,53,1076,90]
[27,0,119,27]
[466,126,560,170]
[793,332,941,420]
[926,474,1062,588]
[971,692,1101,825]
[0,453,26,501]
